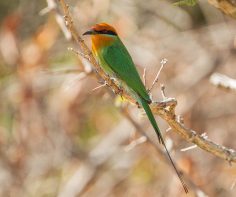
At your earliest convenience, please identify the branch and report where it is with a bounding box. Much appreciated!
[150,99,236,163]
[40,0,71,40]
[210,72,236,91]
[148,58,167,92]
[57,0,236,163]
[208,0,236,18]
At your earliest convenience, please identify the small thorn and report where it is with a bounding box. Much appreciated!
[92,83,107,91]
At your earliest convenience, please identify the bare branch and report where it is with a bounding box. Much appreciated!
[181,145,197,152]
[68,47,90,61]
[231,177,236,190]
[149,58,167,92]
[208,0,236,18]
[41,0,71,39]
[40,0,56,15]
[150,101,236,162]
[124,136,147,152]
[57,0,236,163]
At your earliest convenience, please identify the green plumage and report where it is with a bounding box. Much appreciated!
[97,36,164,142]
[96,36,164,143]
[93,34,188,193]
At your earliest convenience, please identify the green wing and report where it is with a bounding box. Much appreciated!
[102,37,150,102]
[101,37,189,193]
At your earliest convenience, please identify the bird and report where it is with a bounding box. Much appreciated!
[83,23,188,193]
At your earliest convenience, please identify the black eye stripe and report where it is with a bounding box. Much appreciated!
[94,29,117,35]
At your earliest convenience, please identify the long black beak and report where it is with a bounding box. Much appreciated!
[83,30,95,36]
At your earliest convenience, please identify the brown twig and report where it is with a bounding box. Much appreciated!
[57,0,236,163]
[208,0,236,18]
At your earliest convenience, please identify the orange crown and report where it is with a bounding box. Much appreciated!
[91,23,117,34]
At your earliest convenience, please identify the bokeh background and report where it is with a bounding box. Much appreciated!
[0,0,236,196]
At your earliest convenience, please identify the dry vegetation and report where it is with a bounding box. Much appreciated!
[0,0,236,196]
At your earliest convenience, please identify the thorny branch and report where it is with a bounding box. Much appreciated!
[57,0,236,163]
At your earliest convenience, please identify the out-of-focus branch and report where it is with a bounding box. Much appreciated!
[58,119,135,197]
[57,0,236,163]
[41,0,71,40]
[208,0,236,18]
[210,73,236,91]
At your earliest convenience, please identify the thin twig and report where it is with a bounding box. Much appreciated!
[124,136,147,152]
[149,58,167,92]
[92,83,107,91]
[68,47,90,61]
[181,145,197,152]
[57,0,236,163]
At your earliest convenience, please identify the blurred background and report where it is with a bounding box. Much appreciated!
[0,0,236,196]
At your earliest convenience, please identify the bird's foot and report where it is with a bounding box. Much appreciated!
[117,87,123,97]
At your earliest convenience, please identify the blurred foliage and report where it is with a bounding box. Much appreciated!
[0,0,20,22]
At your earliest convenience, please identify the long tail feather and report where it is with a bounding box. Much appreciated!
[138,96,188,193]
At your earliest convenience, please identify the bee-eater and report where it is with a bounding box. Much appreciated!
[83,23,188,193]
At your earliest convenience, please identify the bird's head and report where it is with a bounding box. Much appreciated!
[83,23,118,51]
[83,23,117,37]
